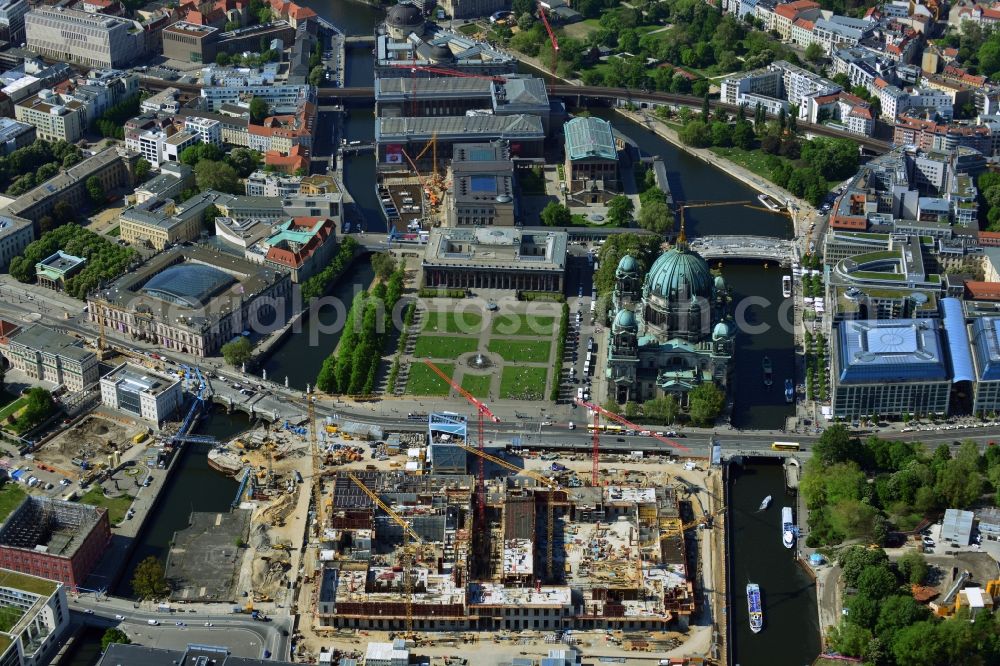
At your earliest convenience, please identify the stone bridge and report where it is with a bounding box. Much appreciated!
[687,235,798,264]
[203,378,307,424]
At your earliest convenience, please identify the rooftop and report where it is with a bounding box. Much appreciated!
[424,227,567,272]
[8,323,94,363]
[565,116,617,161]
[377,114,544,141]
[835,318,949,384]
[101,363,179,397]
[36,250,85,279]
[0,496,105,559]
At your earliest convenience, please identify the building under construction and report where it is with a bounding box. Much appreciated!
[315,471,695,632]
[0,496,111,590]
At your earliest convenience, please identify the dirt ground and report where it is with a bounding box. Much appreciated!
[35,414,145,479]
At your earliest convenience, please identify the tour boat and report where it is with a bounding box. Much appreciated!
[762,356,773,387]
[782,506,795,549]
[785,379,794,404]
[747,583,763,633]
[782,275,792,298]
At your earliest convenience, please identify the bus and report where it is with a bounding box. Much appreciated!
[771,441,801,452]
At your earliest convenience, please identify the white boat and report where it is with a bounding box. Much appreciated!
[757,193,781,211]
[759,495,771,511]
[782,275,792,298]
[782,506,795,549]
[747,583,763,633]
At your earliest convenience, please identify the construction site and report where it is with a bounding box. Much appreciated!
[32,413,148,482]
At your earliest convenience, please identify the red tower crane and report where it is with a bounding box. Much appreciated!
[422,359,500,524]
[538,7,559,75]
[575,399,691,485]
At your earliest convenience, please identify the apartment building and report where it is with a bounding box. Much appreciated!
[13,90,85,143]
[25,7,146,68]
[773,0,820,39]
[184,116,222,147]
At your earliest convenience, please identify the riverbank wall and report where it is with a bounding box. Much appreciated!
[722,461,733,666]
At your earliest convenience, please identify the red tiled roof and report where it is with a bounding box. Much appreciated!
[978,231,1000,246]
[849,106,873,119]
[792,17,814,29]
[830,215,866,230]
[775,0,819,19]
[265,217,335,269]
[874,77,889,89]
[964,280,1000,300]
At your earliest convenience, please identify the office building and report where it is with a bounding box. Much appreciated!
[831,318,951,419]
[0,497,110,591]
[2,324,99,392]
[564,116,620,204]
[437,0,509,19]
[14,90,87,143]
[0,119,34,156]
[446,142,516,227]
[25,7,146,68]
[161,21,218,63]
[100,644,298,666]
[423,227,566,291]
[0,569,69,666]
[100,363,182,427]
[0,0,28,43]
[89,245,291,358]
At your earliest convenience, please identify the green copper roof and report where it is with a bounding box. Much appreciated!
[565,116,616,161]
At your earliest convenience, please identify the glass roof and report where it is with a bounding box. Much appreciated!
[141,264,236,308]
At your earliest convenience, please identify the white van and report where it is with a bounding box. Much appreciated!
[147,619,159,626]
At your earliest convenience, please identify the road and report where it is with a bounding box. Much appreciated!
[69,595,290,660]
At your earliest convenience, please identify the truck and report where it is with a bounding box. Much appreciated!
[251,610,270,622]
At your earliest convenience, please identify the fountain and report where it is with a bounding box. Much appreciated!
[467,353,493,369]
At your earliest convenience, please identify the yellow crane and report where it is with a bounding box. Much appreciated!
[348,473,423,635]
[659,505,727,541]
[449,442,562,581]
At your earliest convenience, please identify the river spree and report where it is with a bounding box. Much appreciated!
[728,460,820,666]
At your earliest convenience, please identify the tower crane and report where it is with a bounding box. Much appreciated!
[445,441,561,581]
[538,6,559,75]
[421,359,499,526]
[659,505,727,540]
[307,395,322,539]
[348,472,423,635]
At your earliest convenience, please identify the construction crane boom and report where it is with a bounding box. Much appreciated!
[450,442,557,489]
[347,472,424,543]
[421,359,499,526]
[660,505,726,539]
[574,399,691,453]
[538,7,559,74]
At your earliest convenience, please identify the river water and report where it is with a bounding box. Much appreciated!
[728,460,820,666]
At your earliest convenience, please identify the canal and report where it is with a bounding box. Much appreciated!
[114,410,247,598]
[728,460,820,666]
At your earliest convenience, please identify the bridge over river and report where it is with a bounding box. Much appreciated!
[686,235,798,264]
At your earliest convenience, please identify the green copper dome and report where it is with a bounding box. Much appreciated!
[644,247,713,300]
[713,320,732,340]
[616,254,639,275]
[613,308,637,331]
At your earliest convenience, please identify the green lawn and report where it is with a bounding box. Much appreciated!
[0,484,25,523]
[461,374,492,399]
[491,315,555,336]
[500,366,548,400]
[457,22,481,35]
[0,605,22,633]
[488,339,551,364]
[406,362,455,396]
[413,335,481,359]
[0,571,56,596]
[77,486,133,525]
[422,311,483,334]
[107,226,120,237]
[710,146,834,193]
[0,397,26,423]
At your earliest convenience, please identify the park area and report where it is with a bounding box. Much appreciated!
[405,303,556,400]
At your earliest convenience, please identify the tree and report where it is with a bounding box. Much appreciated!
[134,158,151,183]
[805,42,824,63]
[839,545,889,588]
[679,119,711,147]
[876,594,929,640]
[700,93,710,122]
[202,204,220,230]
[813,423,855,466]
[101,628,131,651]
[86,176,105,206]
[226,148,260,178]
[131,556,168,599]
[637,200,673,233]
[828,620,872,657]
[644,395,679,424]
[607,195,634,227]
[540,201,571,227]
[249,96,269,123]
[15,387,55,432]
[732,120,755,150]
[195,160,241,194]
[897,550,929,585]
[370,252,397,280]
[601,399,621,415]
[221,337,253,367]
[215,52,232,66]
[688,383,724,426]
[308,65,325,87]
[857,565,899,600]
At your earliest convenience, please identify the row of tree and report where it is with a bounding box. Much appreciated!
[827,545,1000,665]
[602,383,724,426]
[93,93,144,139]
[1,140,82,196]
[9,224,137,300]
[315,267,406,395]
[802,425,998,546]
[978,171,1000,231]
[300,237,359,301]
